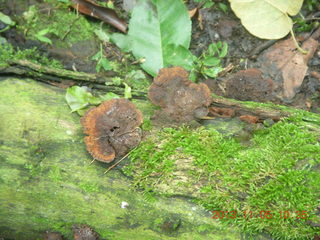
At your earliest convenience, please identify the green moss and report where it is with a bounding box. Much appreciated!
[0,43,63,68]
[18,4,95,48]
[0,78,241,240]
[126,118,320,240]
[78,182,100,193]
[213,94,320,126]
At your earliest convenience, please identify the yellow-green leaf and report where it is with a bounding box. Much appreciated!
[229,0,303,39]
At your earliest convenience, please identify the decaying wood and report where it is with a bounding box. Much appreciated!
[0,59,147,99]
[0,59,317,124]
[1,59,104,83]
[210,96,290,121]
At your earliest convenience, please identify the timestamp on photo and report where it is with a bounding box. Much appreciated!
[211,210,309,220]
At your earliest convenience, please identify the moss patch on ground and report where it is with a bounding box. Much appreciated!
[18,3,95,48]
[125,116,320,240]
[0,43,63,68]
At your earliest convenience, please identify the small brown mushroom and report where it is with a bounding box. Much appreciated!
[81,99,143,163]
[148,67,212,123]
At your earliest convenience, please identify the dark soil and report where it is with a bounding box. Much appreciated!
[188,2,320,113]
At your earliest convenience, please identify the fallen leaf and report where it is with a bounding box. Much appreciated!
[229,0,303,39]
[189,7,198,18]
[65,86,101,114]
[70,0,127,33]
[258,37,319,100]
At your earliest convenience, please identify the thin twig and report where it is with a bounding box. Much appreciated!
[104,147,137,174]
[248,40,278,59]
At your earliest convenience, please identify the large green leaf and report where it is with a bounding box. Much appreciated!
[229,0,304,39]
[111,0,192,76]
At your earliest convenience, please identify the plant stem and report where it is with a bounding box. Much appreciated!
[290,28,308,54]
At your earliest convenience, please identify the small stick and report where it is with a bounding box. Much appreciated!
[248,39,278,59]
[89,159,96,164]
[104,147,137,174]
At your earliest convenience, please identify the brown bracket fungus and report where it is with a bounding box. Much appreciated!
[148,67,212,123]
[81,99,143,163]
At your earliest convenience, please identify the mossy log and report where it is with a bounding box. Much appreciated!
[0,77,245,240]
[2,60,319,124]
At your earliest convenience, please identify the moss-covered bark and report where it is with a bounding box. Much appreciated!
[0,78,244,240]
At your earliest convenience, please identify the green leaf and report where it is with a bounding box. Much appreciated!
[203,57,220,66]
[0,12,15,26]
[229,0,303,39]
[219,42,228,58]
[208,43,219,56]
[164,44,194,70]
[123,83,132,99]
[91,51,102,61]
[35,29,52,44]
[94,29,110,43]
[218,3,228,13]
[100,92,120,101]
[0,12,16,33]
[100,57,112,71]
[189,69,198,82]
[203,2,215,8]
[36,28,51,36]
[65,86,100,113]
[203,67,223,78]
[111,0,192,76]
[35,36,52,45]
[106,77,122,86]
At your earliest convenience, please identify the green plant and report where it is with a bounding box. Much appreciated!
[124,119,320,239]
[112,0,192,76]
[190,41,228,80]
[194,0,215,8]
[35,28,53,44]
[0,12,15,33]
[228,0,306,53]
[194,0,228,12]
[20,4,95,48]
[293,0,320,33]
[65,86,120,115]
[91,44,113,72]
[304,0,318,11]
[0,43,63,68]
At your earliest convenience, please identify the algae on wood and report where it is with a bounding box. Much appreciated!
[0,78,242,240]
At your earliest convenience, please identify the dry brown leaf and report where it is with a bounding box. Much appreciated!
[258,37,318,100]
[71,0,127,33]
[189,7,198,18]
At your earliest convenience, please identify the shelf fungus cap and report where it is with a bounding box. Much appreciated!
[81,99,143,163]
[148,67,212,122]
